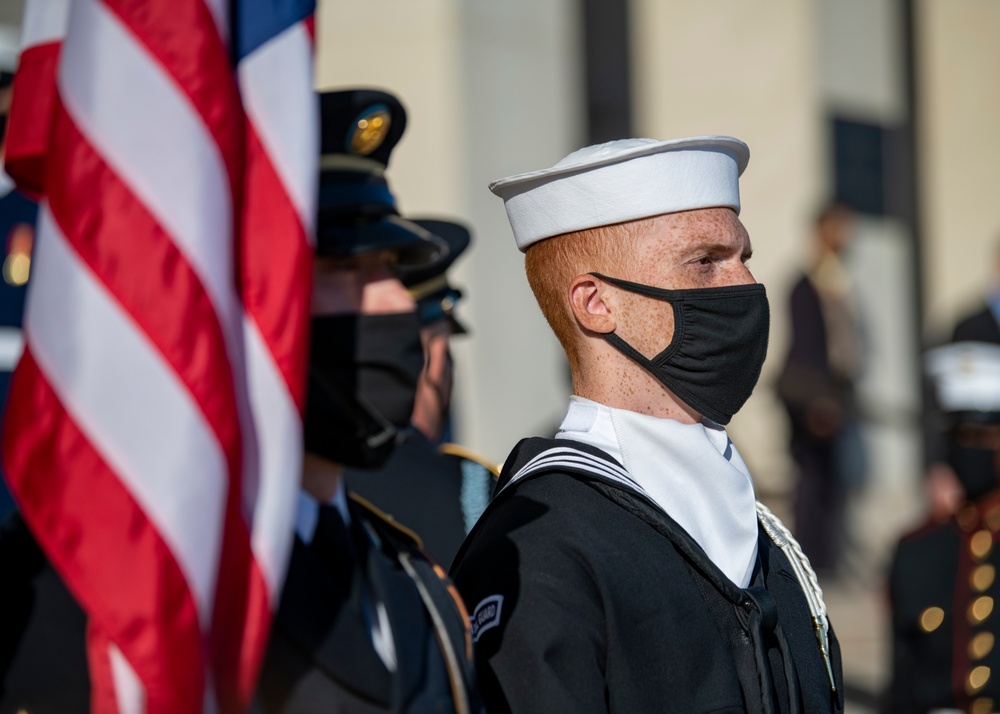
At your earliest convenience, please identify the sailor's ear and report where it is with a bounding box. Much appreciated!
[568,274,616,334]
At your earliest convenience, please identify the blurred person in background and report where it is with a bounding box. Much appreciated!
[887,341,1000,714]
[452,136,843,713]
[776,202,866,578]
[1,89,481,714]
[346,220,498,568]
[0,68,36,520]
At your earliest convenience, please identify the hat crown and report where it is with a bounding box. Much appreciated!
[926,341,1000,414]
[554,138,660,170]
[489,135,750,252]
[319,89,407,166]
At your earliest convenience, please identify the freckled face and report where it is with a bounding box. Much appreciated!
[610,207,755,359]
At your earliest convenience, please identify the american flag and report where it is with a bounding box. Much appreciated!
[2,0,316,712]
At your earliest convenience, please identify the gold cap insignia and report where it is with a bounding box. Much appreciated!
[349,106,392,156]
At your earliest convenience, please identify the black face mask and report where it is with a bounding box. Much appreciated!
[949,443,999,502]
[304,312,425,468]
[591,273,770,425]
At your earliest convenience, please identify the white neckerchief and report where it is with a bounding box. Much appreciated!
[556,395,759,588]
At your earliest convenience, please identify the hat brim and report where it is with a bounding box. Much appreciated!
[400,219,471,286]
[316,214,447,267]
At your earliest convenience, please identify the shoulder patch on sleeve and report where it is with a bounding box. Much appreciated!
[471,594,504,643]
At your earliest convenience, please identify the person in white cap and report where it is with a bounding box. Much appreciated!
[888,341,1000,713]
[450,137,844,713]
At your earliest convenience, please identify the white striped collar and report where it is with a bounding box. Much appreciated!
[552,396,759,588]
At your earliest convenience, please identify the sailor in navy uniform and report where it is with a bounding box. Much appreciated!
[346,219,498,568]
[256,89,480,713]
[451,137,844,713]
[887,342,1000,714]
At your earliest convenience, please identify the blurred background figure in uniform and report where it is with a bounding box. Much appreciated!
[346,219,498,568]
[776,201,867,578]
[0,68,36,520]
[257,88,480,713]
[887,341,1000,714]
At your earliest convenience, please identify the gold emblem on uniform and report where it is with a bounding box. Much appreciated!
[919,606,945,632]
[349,107,392,156]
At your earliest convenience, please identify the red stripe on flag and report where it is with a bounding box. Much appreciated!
[48,90,255,714]
[87,623,123,714]
[6,41,62,196]
[240,120,312,413]
[103,0,245,204]
[3,351,206,714]
[237,562,273,704]
[46,98,243,485]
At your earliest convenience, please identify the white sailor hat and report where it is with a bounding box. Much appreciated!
[925,342,1000,416]
[489,136,750,252]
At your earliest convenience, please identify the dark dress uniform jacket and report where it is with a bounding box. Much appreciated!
[346,430,495,569]
[887,492,1000,713]
[451,438,844,714]
[258,494,480,714]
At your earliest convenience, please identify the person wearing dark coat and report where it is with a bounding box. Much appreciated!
[887,341,1000,714]
[452,137,844,713]
[775,203,865,576]
[1,89,480,714]
[347,220,498,568]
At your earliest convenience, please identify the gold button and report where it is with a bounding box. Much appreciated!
[970,597,995,624]
[968,665,991,694]
[960,505,980,531]
[987,506,1000,532]
[971,632,996,660]
[920,606,945,632]
[971,697,994,714]
[974,564,997,592]
[972,530,994,559]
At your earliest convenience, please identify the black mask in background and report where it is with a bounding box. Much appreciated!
[591,273,770,425]
[949,443,999,502]
[304,312,424,468]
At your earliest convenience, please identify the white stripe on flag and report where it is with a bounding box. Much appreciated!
[244,318,301,600]
[58,0,240,337]
[27,205,227,626]
[19,0,70,48]
[238,22,318,239]
[109,643,145,714]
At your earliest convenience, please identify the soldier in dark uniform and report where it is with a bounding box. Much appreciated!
[452,137,844,713]
[257,88,479,714]
[888,341,1000,714]
[0,89,480,714]
[346,220,498,568]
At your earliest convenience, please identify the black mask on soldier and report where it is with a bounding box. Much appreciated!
[949,442,999,502]
[591,273,770,425]
[304,312,424,468]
